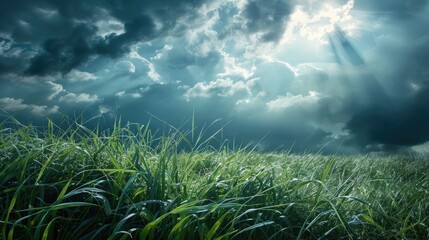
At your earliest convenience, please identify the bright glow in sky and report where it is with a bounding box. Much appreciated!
[284,0,355,42]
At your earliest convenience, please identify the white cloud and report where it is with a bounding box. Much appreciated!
[66,70,98,82]
[47,81,64,100]
[114,61,136,73]
[0,34,31,58]
[0,36,13,55]
[268,58,299,76]
[153,44,173,60]
[98,105,111,114]
[115,90,126,97]
[236,91,266,105]
[147,63,160,81]
[114,90,143,98]
[130,49,162,82]
[184,78,254,100]
[48,105,60,114]
[94,11,125,38]
[283,0,356,43]
[177,2,221,57]
[59,93,99,104]
[129,62,136,73]
[0,97,28,111]
[266,91,321,111]
[0,97,59,116]
[131,92,142,98]
[217,50,256,80]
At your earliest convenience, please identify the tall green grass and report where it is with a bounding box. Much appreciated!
[0,118,428,239]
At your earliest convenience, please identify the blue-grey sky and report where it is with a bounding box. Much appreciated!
[1,0,429,154]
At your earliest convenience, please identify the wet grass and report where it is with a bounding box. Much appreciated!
[0,119,428,239]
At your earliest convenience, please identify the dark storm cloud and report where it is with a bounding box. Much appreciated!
[0,37,33,75]
[346,99,429,147]
[344,66,429,148]
[243,0,294,42]
[330,6,429,150]
[0,56,26,75]
[0,1,78,42]
[0,0,209,76]
[25,24,95,75]
[94,14,157,58]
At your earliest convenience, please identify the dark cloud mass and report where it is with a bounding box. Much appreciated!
[94,14,157,58]
[1,0,429,154]
[339,2,429,149]
[25,24,95,75]
[244,0,293,42]
[0,0,209,76]
[346,79,429,147]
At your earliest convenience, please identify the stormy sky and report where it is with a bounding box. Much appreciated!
[1,0,429,154]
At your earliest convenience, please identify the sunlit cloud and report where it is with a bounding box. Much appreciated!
[0,97,59,116]
[115,91,126,97]
[283,0,356,43]
[184,78,254,100]
[95,16,125,38]
[266,91,321,111]
[47,81,64,100]
[98,105,112,115]
[217,50,256,80]
[66,70,98,82]
[131,92,142,98]
[59,93,100,104]
[129,49,161,82]
[114,61,136,74]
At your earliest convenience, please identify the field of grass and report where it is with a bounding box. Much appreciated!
[1,118,428,239]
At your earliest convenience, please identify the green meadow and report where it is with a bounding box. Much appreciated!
[1,119,428,239]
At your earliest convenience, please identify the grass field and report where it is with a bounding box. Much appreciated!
[0,119,428,239]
